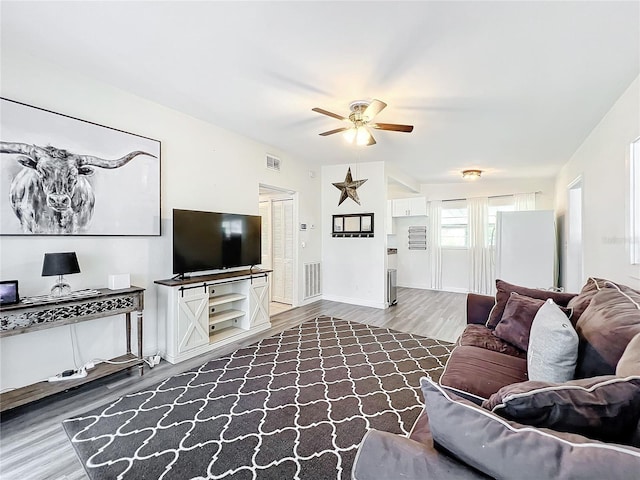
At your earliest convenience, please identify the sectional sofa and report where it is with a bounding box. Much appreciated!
[352,278,640,479]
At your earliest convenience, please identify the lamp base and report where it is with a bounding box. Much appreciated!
[51,276,71,297]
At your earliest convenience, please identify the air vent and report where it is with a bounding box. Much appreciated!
[304,262,322,299]
[266,154,281,171]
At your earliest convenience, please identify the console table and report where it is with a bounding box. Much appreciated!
[0,286,145,413]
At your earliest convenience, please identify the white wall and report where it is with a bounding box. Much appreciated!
[555,76,640,290]
[321,162,387,308]
[0,49,321,390]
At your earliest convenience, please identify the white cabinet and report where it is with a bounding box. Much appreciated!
[156,270,272,364]
[392,198,410,217]
[392,197,427,217]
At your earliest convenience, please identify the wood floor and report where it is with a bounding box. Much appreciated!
[0,287,466,480]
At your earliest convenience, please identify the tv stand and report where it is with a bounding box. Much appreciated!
[155,269,271,364]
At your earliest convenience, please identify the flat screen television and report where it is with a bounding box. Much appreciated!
[173,209,261,275]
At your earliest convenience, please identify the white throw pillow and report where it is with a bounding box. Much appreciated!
[527,299,579,382]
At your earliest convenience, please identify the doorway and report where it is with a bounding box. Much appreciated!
[259,185,296,316]
[566,176,584,293]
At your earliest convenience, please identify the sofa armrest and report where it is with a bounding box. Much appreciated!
[352,429,487,480]
[466,293,495,325]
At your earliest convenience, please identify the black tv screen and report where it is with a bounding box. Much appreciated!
[173,209,261,275]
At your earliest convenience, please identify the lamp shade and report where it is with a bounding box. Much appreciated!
[42,252,81,277]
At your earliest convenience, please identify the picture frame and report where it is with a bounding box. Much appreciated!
[344,216,361,232]
[0,98,161,236]
[0,280,19,306]
[332,213,374,238]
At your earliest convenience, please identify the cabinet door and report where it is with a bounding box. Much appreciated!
[392,198,410,217]
[409,197,427,216]
[176,288,210,354]
[250,276,270,327]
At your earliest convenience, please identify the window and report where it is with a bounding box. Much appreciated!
[488,197,515,246]
[441,200,468,247]
[632,138,640,264]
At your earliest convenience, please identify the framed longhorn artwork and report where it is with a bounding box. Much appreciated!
[0,98,161,236]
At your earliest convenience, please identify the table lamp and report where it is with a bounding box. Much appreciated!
[42,252,80,296]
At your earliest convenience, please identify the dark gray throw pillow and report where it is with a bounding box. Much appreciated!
[421,377,640,479]
[482,375,640,445]
[486,279,576,329]
[493,292,572,351]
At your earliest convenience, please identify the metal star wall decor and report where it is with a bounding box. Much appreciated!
[332,167,368,206]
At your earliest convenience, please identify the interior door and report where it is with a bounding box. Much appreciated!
[271,198,293,304]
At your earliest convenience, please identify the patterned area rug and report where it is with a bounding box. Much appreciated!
[63,316,454,480]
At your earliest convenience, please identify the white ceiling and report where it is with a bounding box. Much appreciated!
[1,1,638,184]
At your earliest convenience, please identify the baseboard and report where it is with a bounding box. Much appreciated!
[440,287,468,294]
[397,283,430,290]
[321,294,386,310]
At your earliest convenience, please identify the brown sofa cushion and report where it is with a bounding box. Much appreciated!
[439,346,528,402]
[421,377,640,480]
[493,292,572,351]
[486,279,576,329]
[458,324,526,359]
[567,277,608,323]
[568,278,640,324]
[575,285,640,378]
[482,375,640,445]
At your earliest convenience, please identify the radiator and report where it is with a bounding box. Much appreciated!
[304,262,322,299]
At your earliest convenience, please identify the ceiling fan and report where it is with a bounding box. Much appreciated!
[312,99,414,146]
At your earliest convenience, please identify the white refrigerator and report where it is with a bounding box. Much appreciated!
[495,210,557,289]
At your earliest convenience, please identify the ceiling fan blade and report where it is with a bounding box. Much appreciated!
[312,107,347,121]
[366,131,376,146]
[370,122,414,133]
[363,99,387,120]
[319,127,350,136]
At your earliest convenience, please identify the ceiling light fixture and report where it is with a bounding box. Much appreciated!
[462,169,482,180]
[343,126,373,146]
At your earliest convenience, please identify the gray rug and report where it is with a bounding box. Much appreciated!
[63,316,454,479]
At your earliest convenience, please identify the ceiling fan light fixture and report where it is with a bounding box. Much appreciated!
[343,127,357,144]
[356,127,371,146]
[343,126,371,146]
[462,169,482,180]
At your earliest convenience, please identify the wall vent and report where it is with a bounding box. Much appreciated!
[304,262,322,299]
[266,154,281,171]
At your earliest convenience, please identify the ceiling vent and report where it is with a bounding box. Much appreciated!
[266,154,281,172]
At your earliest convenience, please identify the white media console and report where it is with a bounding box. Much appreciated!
[155,269,271,364]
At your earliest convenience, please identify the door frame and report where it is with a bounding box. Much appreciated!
[566,175,584,293]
